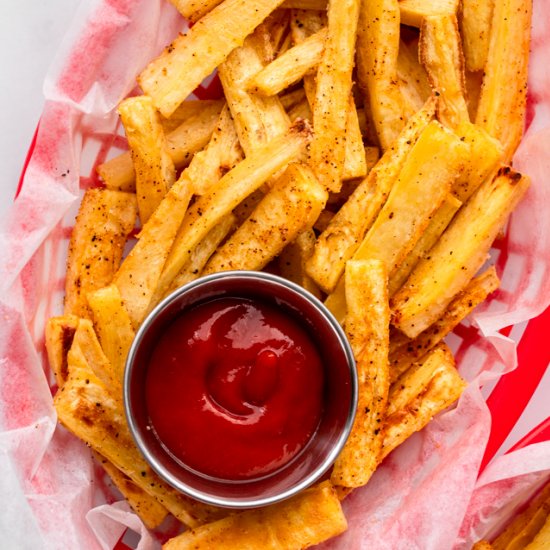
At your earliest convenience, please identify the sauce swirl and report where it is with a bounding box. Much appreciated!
[145,297,325,480]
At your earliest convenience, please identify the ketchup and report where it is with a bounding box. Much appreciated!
[145,297,325,480]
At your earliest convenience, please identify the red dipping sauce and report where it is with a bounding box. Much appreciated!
[145,297,325,481]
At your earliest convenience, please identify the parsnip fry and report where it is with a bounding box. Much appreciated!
[139,0,287,117]
[278,229,321,299]
[54,355,224,528]
[392,168,530,338]
[310,0,360,192]
[98,102,223,192]
[460,0,495,72]
[306,96,437,294]
[87,284,135,385]
[331,260,390,488]
[159,99,225,134]
[95,452,169,530]
[390,266,499,385]
[113,175,194,328]
[397,39,432,115]
[169,0,224,22]
[398,0,459,28]
[343,96,368,180]
[249,28,327,96]
[184,105,244,196]
[419,15,469,129]
[475,0,532,161]
[45,315,79,387]
[64,189,137,319]
[204,163,327,273]
[168,214,236,294]
[357,0,406,150]
[218,32,290,156]
[163,481,347,550]
[118,96,176,224]
[353,121,467,276]
[389,195,462,297]
[382,347,466,458]
[157,121,312,295]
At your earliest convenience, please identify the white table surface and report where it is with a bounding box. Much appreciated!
[0,0,547,458]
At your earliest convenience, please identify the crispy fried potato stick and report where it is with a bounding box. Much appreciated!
[392,168,530,338]
[475,0,532,161]
[159,99,225,134]
[162,481,347,549]
[306,96,437,295]
[331,260,389,488]
[452,121,503,203]
[357,0,406,151]
[139,0,287,117]
[64,189,137,319]
[388,195,462,297]
[460,0,495,72]
[310,0,360,192]
[95,452,169,530]
[156,121,311,296]
[204,163,327,273]
[54,355,224,527]
[419,15,469,129]
[278,229,322,299]
[219,32,290,156]
[113,174,194,328]
[98,101,223,192]
[397,38,432,116]
[45,315,79,387]
[118,96,176,224]
[491,480,550,550]
[399,0,459,28]
[381,345,466,458]
[389,267,499,382]
[167,214,236,294]
[169,0,224,22]
[249,28,327,96]
[184,105,244,196]
[87,284,135,385]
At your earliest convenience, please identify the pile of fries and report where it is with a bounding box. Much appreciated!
[45,0,532,546]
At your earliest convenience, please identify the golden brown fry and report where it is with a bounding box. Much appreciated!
[98,102,223,192]
[64,189,137,319]
[310,0,360,192]
[331,260,389,488]
[54,353,224,528]
[388,194,462,297]
[399,0,459,28]
[118,96,176,224]
[159,99,225,134]
[419,15,469,129]
[397,38,432,116]
[282,0,326,8]
[95,452,169,530]
[382,346,466,458]
[139,0,287,117]
[356,0,406,150]
[452,121,503,203]
[113,175,194,328]
[305,95,437,294]
[162,481,347,550]
[491,480,550,550]
[343,96,368,180]
[472,541,494,550]
[460,0,495,72]
[392,168,530,338]
[168,214,236,294]
[157,121,312,296]
[218,33,290,156]
[204,163,327,273]
[249,28,327,96]
[279,232,322,298]
[475,0,532,161]
[184,105,244,196]
[389,267,499,381]
[525,517,550,549]
[169,0,224,22]
[87,284,135,385]
[287,95,313,122]
[279,87,307,111]
[45,315,79,387]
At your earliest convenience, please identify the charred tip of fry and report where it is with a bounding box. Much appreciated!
[290,117,313,137]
